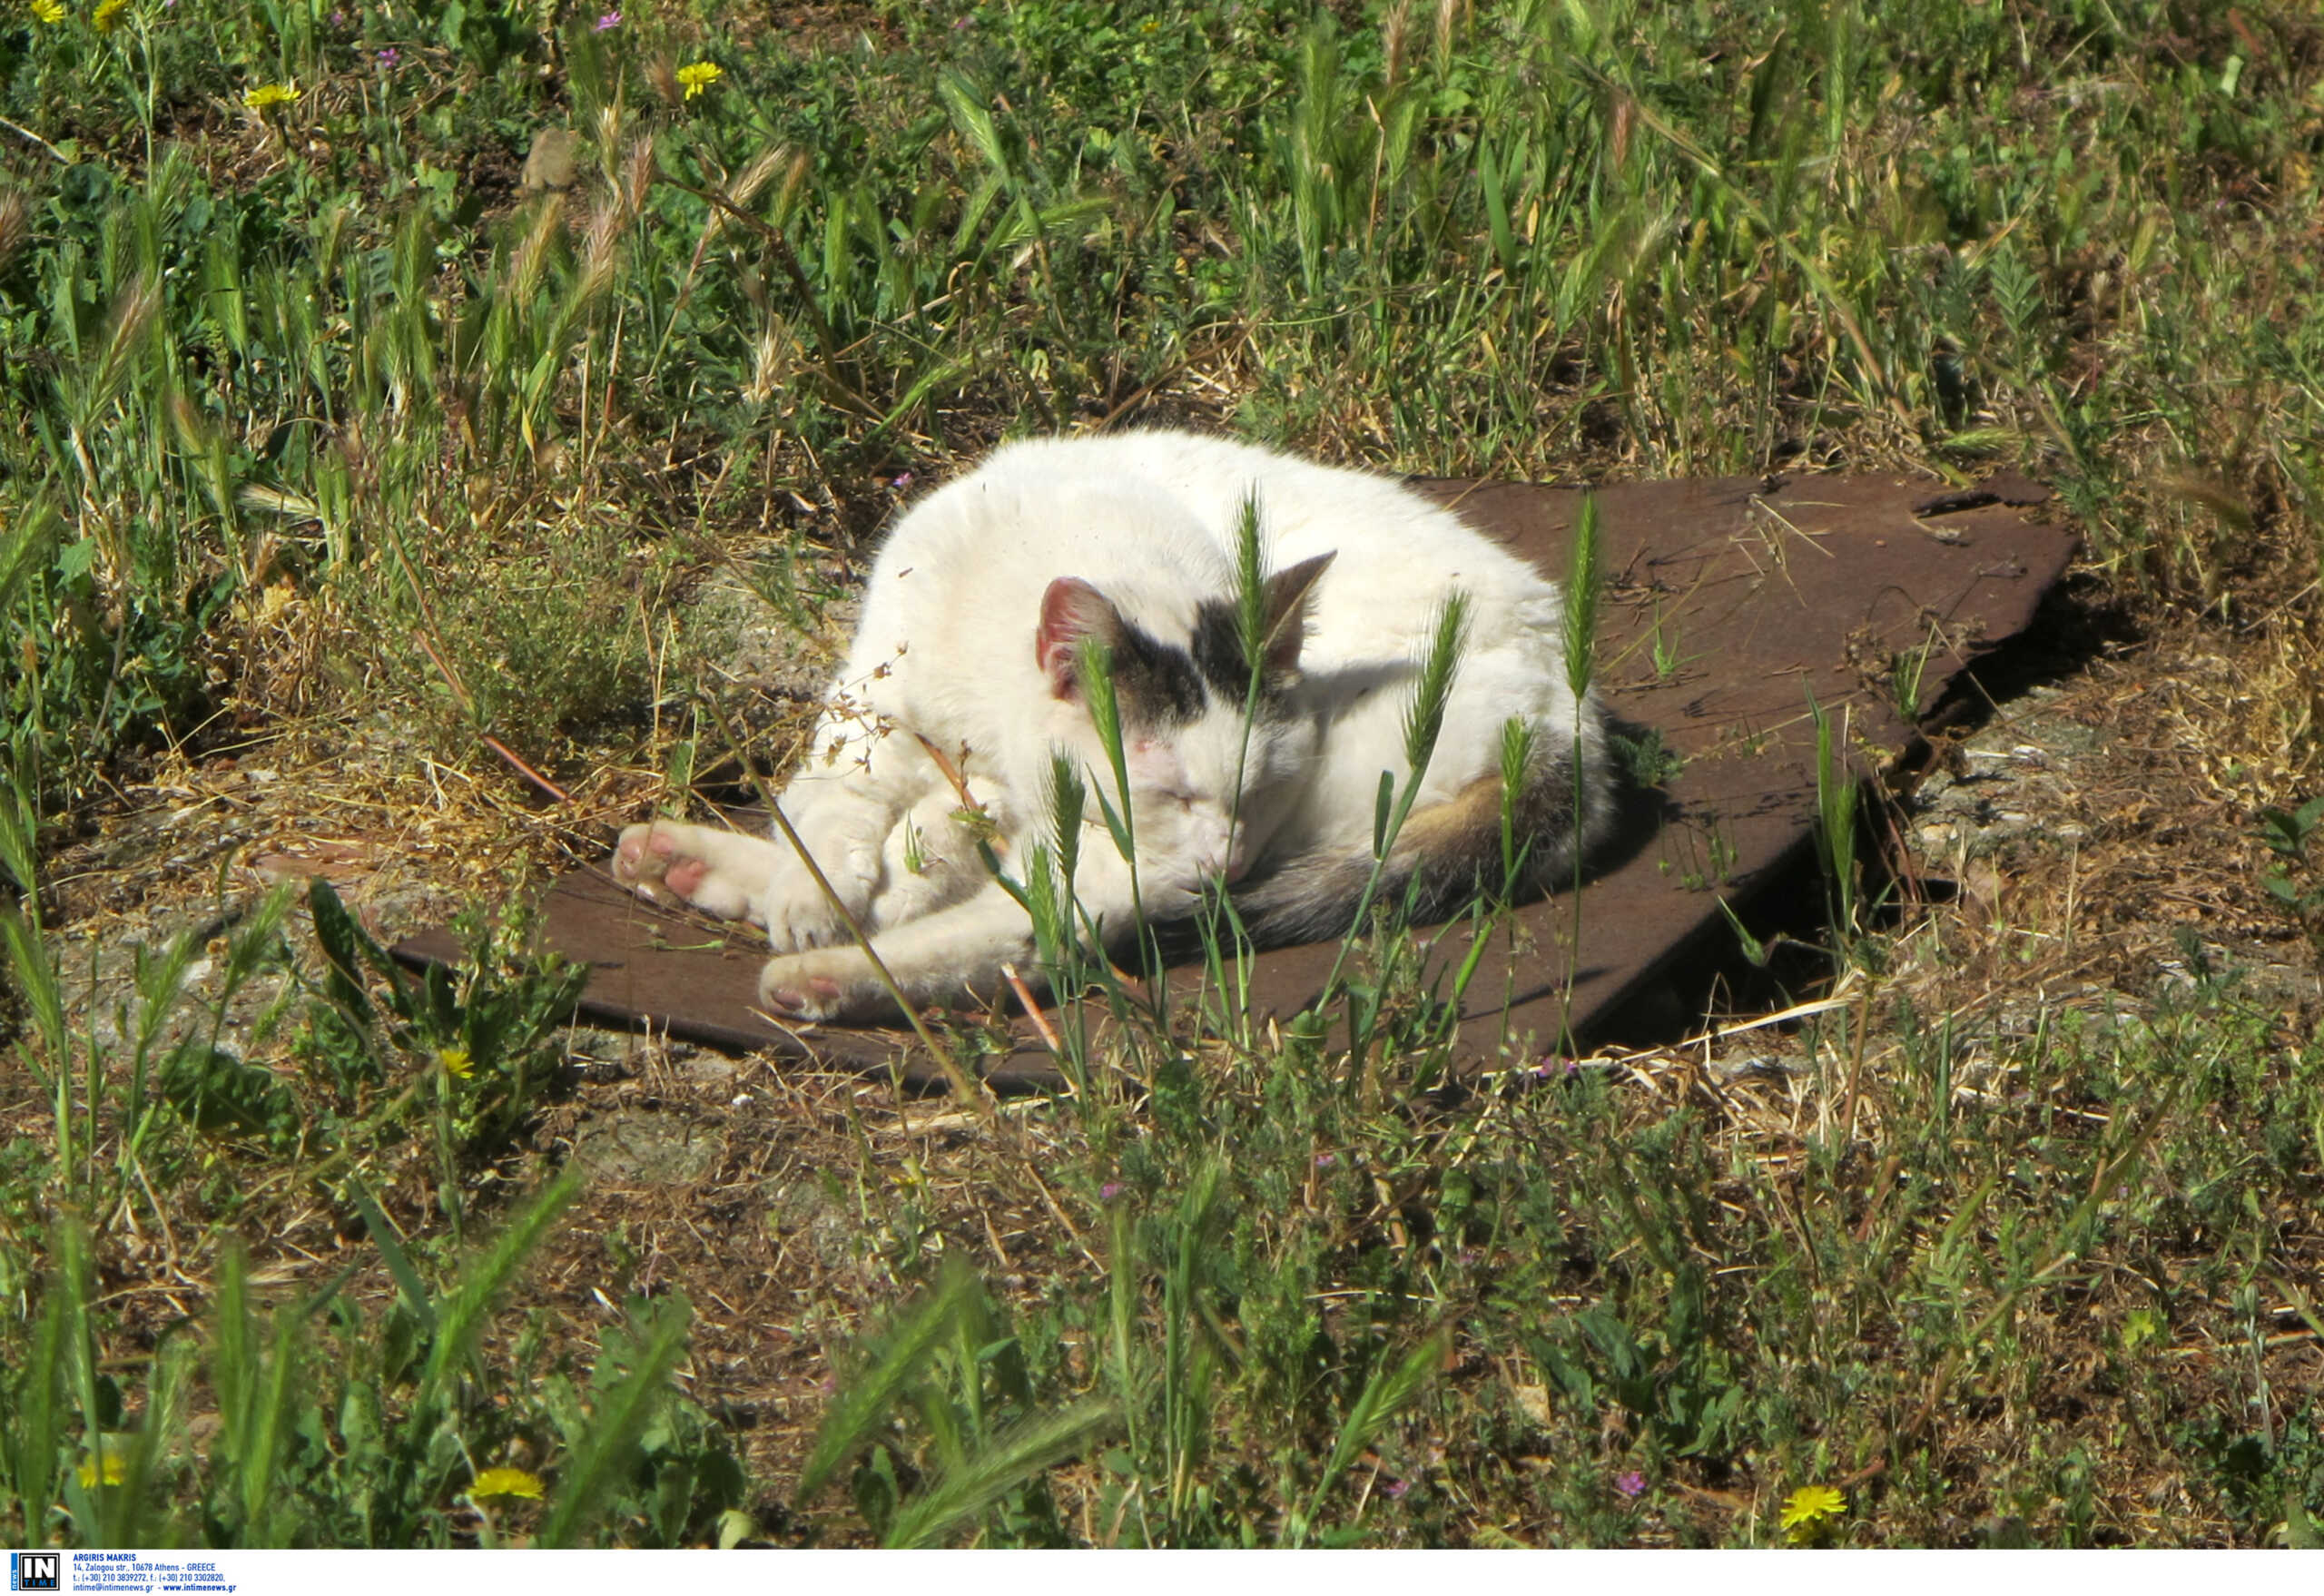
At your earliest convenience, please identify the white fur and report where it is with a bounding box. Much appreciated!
[612,431,1611,1022]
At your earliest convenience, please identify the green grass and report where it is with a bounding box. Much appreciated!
[2,0,2321,1549]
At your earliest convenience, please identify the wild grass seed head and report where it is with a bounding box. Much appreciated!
[1234,489,1266,688]
[621,135,657,217]
[507,195,566,304]
[0,188,27,272]
[1402,589,1470,774]
[729,144,792,212]
[576,201,625,308]
[1562,493,1602,702]
[1073,635,1135,852]
[1498,713,1535,881]
[1048,749,1086,884]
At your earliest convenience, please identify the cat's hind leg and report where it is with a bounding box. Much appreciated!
[758,732,1015,950]
[758,843,1148,1022]
[753,773,927,951]
[862,784,1003,928]
[756,879,1040,1022]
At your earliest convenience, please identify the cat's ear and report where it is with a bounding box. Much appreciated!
[1037,576,1124,699]
[1258,552,1334,675]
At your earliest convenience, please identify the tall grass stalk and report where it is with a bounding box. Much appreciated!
[988,749,1135,1114]
[536,1296,694,1548]
[1314,591,1472,1037]
[1285,1325,1451,1549]
[795,1256,1118,1547]
[1198,491,1275,1048]
[1557,493,1603,1051]
[1809,693,1861,951]
[1071,635,1180,1041]
[1441,714,1538,1017]
[1159,1158,1225,1529]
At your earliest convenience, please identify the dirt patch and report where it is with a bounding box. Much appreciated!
[1893,619,2322,1028]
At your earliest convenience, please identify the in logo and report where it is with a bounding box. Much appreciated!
[11,1553,61,1592]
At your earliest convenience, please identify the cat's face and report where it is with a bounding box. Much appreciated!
[1118,704,1318,888]
[1038,557,1332,888]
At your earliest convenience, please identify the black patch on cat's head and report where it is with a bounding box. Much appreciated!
[1190,601,1273,704]
[1041,576,1206,724]
[1108,617,1208,726]
[1187,553,1334,708]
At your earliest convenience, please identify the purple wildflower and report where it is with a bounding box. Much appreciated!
[1099,1181,1123,1200]
[1382,1477,1410,1500]
[1615,1471,1646,1499]
[891,471,913,489]
[1314,1152,1336,1169]
[376,45,399,65]
[595,9,621,29]
[330,8,346,25]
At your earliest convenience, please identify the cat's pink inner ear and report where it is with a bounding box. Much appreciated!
[1261,551,1335,674]
[1038,577,1119,698]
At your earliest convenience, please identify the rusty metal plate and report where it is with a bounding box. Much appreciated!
[392,471,2075,1087]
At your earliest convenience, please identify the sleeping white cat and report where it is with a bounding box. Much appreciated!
[612,430,1615,1022]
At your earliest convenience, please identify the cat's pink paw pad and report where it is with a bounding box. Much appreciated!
[611,830,653,878]
[612,823,707,905]
[760,952,867,1021]
[763,975,842,1015]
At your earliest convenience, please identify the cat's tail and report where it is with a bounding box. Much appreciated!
[1226,728,1615,947]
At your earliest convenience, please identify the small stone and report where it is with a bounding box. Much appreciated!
[1710,1052,1795,1081]
[1510,1383,1552,1425]
[522,128,581,191]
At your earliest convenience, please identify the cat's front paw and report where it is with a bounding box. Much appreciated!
[612,822,752,920]
[762,873,858,954]
[758,947,890,1023]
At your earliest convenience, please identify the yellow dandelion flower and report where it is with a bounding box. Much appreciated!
[242,82,300,113]
[1779,1483,1846,1542]
[30,0,68,23]
[92,0,126,32]
[437,1044,474,1079]
[675,60,722,99]
[77,1438,128,1489]
[471,1466,544,1501]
